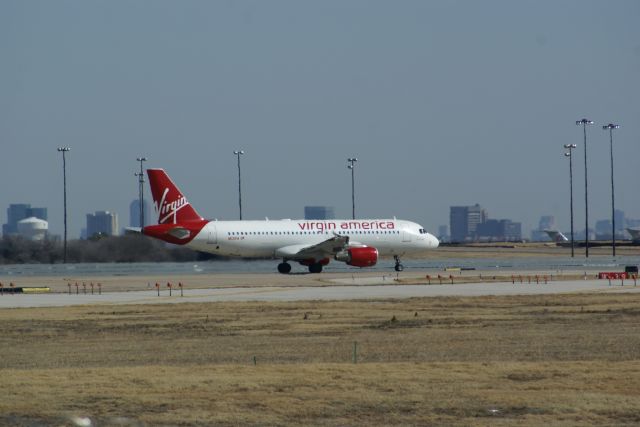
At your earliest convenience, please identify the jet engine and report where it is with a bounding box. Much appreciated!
[335,246,378,267]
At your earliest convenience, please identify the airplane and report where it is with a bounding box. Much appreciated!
[544,229,569,242]
[139,169,439,273]
[543,228,640,248]
[627,228,640,243]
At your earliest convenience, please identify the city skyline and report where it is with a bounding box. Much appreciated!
[2,1,639,238]
[4,197,638,242]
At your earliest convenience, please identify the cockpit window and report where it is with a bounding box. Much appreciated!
[419,228,427,234]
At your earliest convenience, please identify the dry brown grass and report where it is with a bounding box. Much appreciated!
[1,293,640,426]
[3,362,640,426]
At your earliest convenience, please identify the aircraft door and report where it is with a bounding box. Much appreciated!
[402,229,412,242]
[207,224,218,245]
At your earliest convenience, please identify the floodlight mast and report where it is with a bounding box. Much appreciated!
[603,123,620,256]
[564,143,577,257]
[136,157,147,229]
[347,158,358,219]
[234,150,245,220]
[57,147,71,263]
[576,118,594,257]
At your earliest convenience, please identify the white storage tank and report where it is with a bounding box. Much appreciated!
[17,217,48,241]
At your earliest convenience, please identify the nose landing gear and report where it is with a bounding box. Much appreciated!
[394,255,404,272]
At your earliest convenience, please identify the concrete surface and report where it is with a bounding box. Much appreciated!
[1,277,637,308]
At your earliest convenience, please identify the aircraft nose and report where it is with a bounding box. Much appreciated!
[428,233,439,248]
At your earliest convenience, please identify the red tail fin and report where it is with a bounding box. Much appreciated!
[147,169,203,224]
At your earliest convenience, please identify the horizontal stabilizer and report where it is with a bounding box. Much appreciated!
[166,227,191,240]
[142,221,208,245]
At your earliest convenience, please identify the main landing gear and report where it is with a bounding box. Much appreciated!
[277,261,324,274]
[277,262,292,274]
[394,255,404,272]
[308,263,323,274]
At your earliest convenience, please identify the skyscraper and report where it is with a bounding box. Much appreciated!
[304,206,335,220]
[129,199,151,228]
[450,204,487,242]
[437,225,449,242]
[2,204,48,236]
[614,209,625,232]
[86,211,119,238]
[477,219,522,241]
[531,215,556,242]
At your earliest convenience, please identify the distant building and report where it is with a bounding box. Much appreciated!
[450,204,487,242]
[304,206,335,220]
[477,219,522,242]
[437,225,449,242]
[538,215,555,230]
[595,217,627,240]
[450,204,522,242]
[627,218,640,228]
[2,204,48,236]
[28,207,48,222]
[129,199,152,228]
[531,215,555,242]
[576,228,595,241]
[86,211,119,238]
[615,209,625,232]
[595,219,612,240]
[17,217,48,241]
[593,210,628,240]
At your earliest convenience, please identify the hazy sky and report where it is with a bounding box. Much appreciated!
[2,1,639,238]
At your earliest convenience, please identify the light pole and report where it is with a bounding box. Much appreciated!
[57,147,71,263]
[603,123,620,257]
[564,144,577,258]
[233,150,244,220]
[576,118,594,257]
[136,157,147,229]
[347,158,358,219]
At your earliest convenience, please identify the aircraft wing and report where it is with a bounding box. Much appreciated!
[275,235,350,260]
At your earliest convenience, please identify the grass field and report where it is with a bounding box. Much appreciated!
[1,293,640,426]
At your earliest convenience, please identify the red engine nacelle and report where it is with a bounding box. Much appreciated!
[335,246,378,268]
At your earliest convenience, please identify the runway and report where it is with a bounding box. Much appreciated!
[1,277,638,308]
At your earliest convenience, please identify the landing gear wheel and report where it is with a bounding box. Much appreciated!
[278,262,292,274]
[308,263,323,274]
[394,255,404,272]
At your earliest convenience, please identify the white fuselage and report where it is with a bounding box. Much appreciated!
[186,218,439,259]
